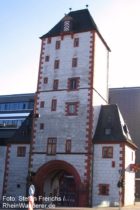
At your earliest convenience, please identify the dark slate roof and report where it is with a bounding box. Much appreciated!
[41,9,110,51]
[0,93,34,103]
[0,112,33,145]
[93,104,137,148]
[0,129,16,139]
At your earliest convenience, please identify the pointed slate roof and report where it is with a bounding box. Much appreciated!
[0,112,33,145]
[41,9,110,51]
[93,104,137,148]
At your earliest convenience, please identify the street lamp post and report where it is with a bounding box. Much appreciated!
[28,184,35,210]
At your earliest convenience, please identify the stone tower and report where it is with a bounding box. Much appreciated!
[30,9,110,207]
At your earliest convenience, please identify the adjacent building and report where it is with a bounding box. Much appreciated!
[0,93,34,200]
[109,87,140,200]
[93,104,136,206]
[0,93,34,129]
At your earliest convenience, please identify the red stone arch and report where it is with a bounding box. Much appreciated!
[33,160,87,206]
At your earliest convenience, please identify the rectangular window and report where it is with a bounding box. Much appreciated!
[55,40,61,49]
[53,80,59,90]
[66,102,79,116]
[45,55,50,62]
[47,138,57,155]
[47,37,51,44]
[74,38,79,47]
[40,123,44,130]
[112,161,115,168]
[17,146,26,157]
[72,58,78,67]
[54,60,60,69]
[102,146,113,158]
[99,184,109,196]
[51,99,57,111]
[40,101,44,108]
[68,78,79,90]
[43,77,48,84]
[65,140,71,153]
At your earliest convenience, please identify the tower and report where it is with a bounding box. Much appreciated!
[30,9,110,207]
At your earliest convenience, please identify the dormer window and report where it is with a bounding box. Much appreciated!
[105,128,112,135]
[62,15,73,33]
[123,124,128,134]
[64,20,70,32]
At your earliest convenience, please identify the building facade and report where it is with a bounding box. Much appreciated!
[29,9,136,207]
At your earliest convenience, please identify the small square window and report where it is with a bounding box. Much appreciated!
[45,56,50,62]
[102,147,113,158]
[74,38,79,47]
[43,77,48,84]
[55,41,61,49]
[68,78,79,90]
[66,102,79,116]
[54,60,60,69]
[51,99,57,111]
[72,58,78,67]
[53,80,59,90]
[99,184,109,196]
[17,146,26,157]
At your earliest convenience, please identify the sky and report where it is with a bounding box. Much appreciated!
[0,0,140,95]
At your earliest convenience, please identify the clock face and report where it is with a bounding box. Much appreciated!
[64,20,70,32]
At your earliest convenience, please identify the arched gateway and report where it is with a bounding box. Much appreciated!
[33,160,85,207]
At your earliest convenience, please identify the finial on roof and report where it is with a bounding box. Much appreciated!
[86,4,89,8]
[69,8,72,11]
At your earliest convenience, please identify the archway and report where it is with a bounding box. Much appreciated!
[33,160,84,206]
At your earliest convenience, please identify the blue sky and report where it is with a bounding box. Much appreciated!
[0,0,140,95]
